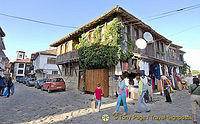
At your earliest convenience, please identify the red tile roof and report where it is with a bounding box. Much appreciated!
[15,58,31,63]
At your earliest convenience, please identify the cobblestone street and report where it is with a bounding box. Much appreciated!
[0,82,199,124]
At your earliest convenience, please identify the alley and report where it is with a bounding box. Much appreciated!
[0,82,199,124]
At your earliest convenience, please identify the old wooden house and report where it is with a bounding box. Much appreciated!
[50,6,185,97]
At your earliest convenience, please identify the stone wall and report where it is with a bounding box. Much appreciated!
[108,66,118,97]
[61,63,79,91]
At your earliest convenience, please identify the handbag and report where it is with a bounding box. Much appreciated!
[3,89,9,96]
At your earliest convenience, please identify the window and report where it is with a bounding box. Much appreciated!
[157,41,160,51]
[135,29,139,40]
[52,78,64,82]
[18,70,23,74]
[52,71,58,75]
[47,58,56,64]
[19,63,24,68]
[170,48,173,56]
[62,44,66,54]
[180,54,183,61]
[161,42,164,52]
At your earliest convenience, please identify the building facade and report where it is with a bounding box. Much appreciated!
[10,51,31,80]
[50,6,185,96]
[32,49,60,79]
[0,27,9,76]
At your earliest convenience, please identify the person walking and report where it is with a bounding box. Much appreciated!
[161,76,172,103]
[0,76,4,96]
[94,84,103,112]
[135,76,151,113]
[113,76,128,116]
[6,77,13,98]
[189,77,200,124]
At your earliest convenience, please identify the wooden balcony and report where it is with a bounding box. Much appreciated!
[56,50,79,65]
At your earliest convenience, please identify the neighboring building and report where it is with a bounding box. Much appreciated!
[50,6,185,96]
[32,49,60,79]
[0,27,9,76]
[11,51,31,80]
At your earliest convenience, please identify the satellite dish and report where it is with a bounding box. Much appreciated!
[143,32,153,42]
[136,38,147,49]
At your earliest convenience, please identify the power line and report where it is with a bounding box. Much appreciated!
[144,3,200,20]
[0,12,78,28]
[124,3,200,24]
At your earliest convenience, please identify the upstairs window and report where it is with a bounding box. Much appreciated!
[161,42,164,52]
[19,63,24,68]
[47,58,56,64]
[157,41,160,51]
[52,71,58,75]
[18,70,23,74]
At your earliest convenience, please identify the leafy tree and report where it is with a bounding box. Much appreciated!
[181,61,191,74]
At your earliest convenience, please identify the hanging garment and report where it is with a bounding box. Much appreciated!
[136,59,140,73]
[165,65,169,76]
[170,75,175,89]
[151,78,155,91]
[139,60,145,71]
[157,79,162,92]
[115,61,122,75]
[173,67,178,90]
[168,66,171,76]
[176,75,182,90]
[176,67,180,74]
[144,62,150,76]
[155,65,161,80]
[159,64,163,76]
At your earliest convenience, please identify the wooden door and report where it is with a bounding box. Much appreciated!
[85,69,109,97]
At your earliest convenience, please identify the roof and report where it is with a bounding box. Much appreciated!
[50,5,173,47]
[0,27,5,37]
[15,58,31,63]
[179,49,186,54]
[39,49,57,55]
[170,43,183,49]
[33,49,57,60]
[16,51,25,53]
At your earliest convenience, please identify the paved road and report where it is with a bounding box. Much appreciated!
[0,82,199,124]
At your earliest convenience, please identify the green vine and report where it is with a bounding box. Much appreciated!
[76,17,134,68]
[161,52,165,56]
[157,50,161,54]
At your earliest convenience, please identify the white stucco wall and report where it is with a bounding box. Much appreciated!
[16,63,25,77]
[34,54,60,75]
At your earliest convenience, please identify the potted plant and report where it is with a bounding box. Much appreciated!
[161,52,165,56]
[157,50,161,54]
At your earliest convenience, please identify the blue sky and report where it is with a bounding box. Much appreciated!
[0,0,200,70]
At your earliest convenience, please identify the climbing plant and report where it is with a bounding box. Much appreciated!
[78,43,119,69]
[75,17,135,70]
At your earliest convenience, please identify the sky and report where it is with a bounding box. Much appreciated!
[0,0,200,70]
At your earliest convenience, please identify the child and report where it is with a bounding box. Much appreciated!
[94,84,103,112]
